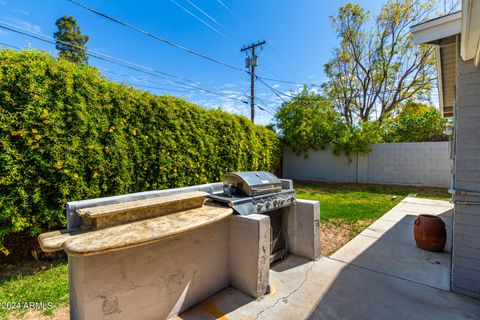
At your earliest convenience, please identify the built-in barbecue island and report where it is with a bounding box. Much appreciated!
[38,172,320,320]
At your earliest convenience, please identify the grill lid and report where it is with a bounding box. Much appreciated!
[223,171,282,197]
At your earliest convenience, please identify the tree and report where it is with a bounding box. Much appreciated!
[274,88,344,154]
[54,16,89,64]
[382,101,447,142]
[323,0,438,126]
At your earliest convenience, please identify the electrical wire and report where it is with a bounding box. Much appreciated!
[215,0,236,16]
[124,82,198,93]
[270,45,302,81]
[212,0,304,84]
[169,0,228,39]
[0,20,201,84]
[257,75,314,86]
[255,96,277,114]
[101,68,202,93]
[66,0,245,72]
[0,42,21,50]
[256,104,274,115]
[128,82,249,107]
[0,23,249,105]
[184,0,230,33]
[257,77,289,103]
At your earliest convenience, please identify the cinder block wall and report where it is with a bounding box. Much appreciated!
[283,142,451,188]
[367,143,451,187]
[451,57,480,299]
[282,147,358,183]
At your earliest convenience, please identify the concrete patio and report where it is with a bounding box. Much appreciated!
[175,197,480,320]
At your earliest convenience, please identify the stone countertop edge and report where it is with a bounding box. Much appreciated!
[44,205,233,257]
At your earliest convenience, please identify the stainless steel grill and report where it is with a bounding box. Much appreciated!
[208,171,296,216]
[209,171,295,263]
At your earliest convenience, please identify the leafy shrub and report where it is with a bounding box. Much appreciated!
[333,121,384,155]
[0,50,280,251]
[274,88,344,154]
[382,102,447,142]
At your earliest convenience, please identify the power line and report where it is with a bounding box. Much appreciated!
[1,25,249,107]
[257,77,288,103]
[212,0,303,84]
[169,0,228,39]
[260,74,440,108]
[269,45,302,81]
[255,96,277,113]
[0,42,21,50]
[124,82,197,93]
[184,0,230,33]
[0,23,248,103]
[256,103,274,115]
[0,20,200,84]
[257,75,315,86]
[126,82,250,107]
[66,0,245,72]
[215,0,236,16]
[102,70,194,93]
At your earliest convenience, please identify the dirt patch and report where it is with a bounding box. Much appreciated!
[1,233,65,271]
[7,305,69,320]
[321,219,372,256]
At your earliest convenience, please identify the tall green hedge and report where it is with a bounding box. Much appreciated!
[0,50,280,249]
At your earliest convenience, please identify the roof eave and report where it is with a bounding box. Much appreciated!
[410,12,461,45]
[461,0,480,66]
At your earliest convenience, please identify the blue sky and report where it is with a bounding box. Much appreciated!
[0,0,388,125]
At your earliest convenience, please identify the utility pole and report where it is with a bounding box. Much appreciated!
[241,40,265,123]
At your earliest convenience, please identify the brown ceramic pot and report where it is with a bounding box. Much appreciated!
[413,214,446,252]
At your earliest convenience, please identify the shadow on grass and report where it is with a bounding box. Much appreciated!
[0,254,67,280]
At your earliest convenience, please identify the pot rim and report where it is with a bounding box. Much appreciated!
[417,214,441,220]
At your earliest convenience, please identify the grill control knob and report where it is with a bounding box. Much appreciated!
[257,203,263,211]
[279,198,285,205]
[265,201,271,209]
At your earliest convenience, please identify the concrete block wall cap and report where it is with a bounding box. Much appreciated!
[235,213,270,221]
[296,199,320,205]
[67,183,220,208]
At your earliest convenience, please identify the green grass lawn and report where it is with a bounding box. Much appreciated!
[0,182,450,319]
[295,181,450,223]
[0,262,69,319]
[295,181,451,255]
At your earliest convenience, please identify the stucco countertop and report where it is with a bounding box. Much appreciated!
[38,203,233,256]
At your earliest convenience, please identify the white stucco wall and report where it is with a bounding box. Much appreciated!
[69,219,230,320]
[283,142,451,188]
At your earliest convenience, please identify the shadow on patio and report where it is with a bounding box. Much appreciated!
[176,198,480,320]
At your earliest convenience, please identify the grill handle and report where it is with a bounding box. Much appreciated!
[250,186,282,196]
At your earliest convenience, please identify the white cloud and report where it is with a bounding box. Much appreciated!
[12,9,30,16]
[15,20,41,33]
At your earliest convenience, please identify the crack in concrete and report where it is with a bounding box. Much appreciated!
[254,260,316,320]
